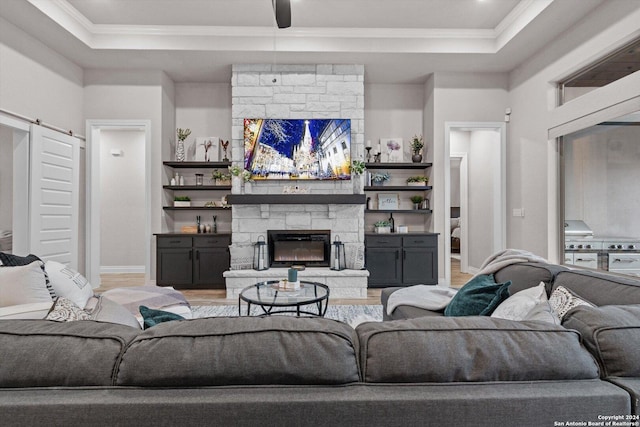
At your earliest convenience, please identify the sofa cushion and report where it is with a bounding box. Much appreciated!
[563,304,640,378]
[0,261,53,307]
[444,274,511,316]
[44,260,93,309]
[356,316,599,383]
[553,270,640,306]
[494,262,567,295]
[116,316,360,387]
[0,320,140,387]
[0,302,51,320]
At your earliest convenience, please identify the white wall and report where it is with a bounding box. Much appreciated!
[431,72,509,276]
[0,17,84,134]
[84,70,175,280]
[99,130,146,270]
[508,0,640,262]
[175,82,232,161]
[365,83,424,160]
[564,125,640,239]
[450,130,501,269]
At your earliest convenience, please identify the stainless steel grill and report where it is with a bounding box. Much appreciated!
[564,220,640,277]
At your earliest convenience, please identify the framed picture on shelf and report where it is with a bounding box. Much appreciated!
[194,137,219,162]
[381,138,404,163]
[378,193,399,210]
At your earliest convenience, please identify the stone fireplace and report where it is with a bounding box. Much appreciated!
[223,64,368,299]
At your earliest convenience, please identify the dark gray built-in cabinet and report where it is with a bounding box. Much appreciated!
[156,234,230,289]
[365,233,438,287]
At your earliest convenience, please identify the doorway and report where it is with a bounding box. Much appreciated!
[443,122,506,286]
[86,120,151,288]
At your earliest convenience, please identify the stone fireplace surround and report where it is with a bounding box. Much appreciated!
[223,64,368,299]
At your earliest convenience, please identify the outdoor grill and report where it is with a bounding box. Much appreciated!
[564,220,640,277]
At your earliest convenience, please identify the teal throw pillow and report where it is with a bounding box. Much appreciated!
[139,305,184,329]
[444,274,511,317]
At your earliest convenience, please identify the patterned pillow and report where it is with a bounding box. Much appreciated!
[549,285,594,320]
[45,297,90,322]
[0,252,56,299]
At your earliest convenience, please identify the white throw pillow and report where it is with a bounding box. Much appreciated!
[491,282,547,321]
[523,300,561,325]
[0,261,53,307]
[45,261,94,309]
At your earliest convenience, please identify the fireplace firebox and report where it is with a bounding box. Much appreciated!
[267,230,331,268]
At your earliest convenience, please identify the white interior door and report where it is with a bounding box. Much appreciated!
[29,126,80,268]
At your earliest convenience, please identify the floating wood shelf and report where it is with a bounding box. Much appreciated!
[227,194,366,205]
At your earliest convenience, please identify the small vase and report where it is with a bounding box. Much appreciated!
[175,140,185,162]
[372,181,384,187]
[354,174,364,194]
[411,154,422,163]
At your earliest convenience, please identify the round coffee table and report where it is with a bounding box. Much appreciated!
[238,280,330,317]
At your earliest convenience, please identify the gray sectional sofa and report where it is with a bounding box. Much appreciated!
[0,262,639,426]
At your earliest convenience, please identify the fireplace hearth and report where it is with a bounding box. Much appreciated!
[268,230,331,268]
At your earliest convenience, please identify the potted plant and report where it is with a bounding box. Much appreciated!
[174,196,191,207]
[374,220,392,234]
[371,172,390,186]
[406,176,429,186]
[211,170,231,186]
[410,134,424,163]
[410,195,424,210]
[351,160,366,175]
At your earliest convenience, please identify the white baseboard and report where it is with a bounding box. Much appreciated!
[100,265,145,274]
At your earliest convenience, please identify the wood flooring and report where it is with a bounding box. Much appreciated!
[96,258,472,306]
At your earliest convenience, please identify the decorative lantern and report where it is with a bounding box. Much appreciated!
[253,235,268,271]
[331,235,347,271]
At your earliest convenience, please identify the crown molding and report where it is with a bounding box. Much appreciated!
[27,0,555,54]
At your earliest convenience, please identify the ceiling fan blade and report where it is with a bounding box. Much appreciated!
[272,0,291,29]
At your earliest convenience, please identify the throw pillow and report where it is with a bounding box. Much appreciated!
[84,296,142,329]
[45,260,93,309]
[549,285,595,321]
[491,282,547,321]
[523,300,560,325]
[0,252,56,299]
[0,261,53,307]
[45,297,91,322]
[140,305,184,329]
[444,274,511,316]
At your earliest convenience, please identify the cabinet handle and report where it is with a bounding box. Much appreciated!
[196,250,200,260]
[189,250,192,260]
[396,251,399,260]
[170,240,181,244]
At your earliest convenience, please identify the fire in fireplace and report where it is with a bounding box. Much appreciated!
[267,230,331,268]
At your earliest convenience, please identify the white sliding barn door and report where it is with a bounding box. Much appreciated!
[29,126,80,269]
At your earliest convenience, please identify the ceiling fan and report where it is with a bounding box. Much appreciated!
[272,0,291,29]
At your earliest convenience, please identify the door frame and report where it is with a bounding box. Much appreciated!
[86,119,151,288]
[443,121,506,286]
[450,152,469,273]
[0,113,30,255]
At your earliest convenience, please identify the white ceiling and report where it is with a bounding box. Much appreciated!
[0,0,607,83]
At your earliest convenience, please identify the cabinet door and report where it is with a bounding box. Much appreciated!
[403,247,438,285]
[366,247,402,287]
[194,247,229,289]
[157,248,193,285]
